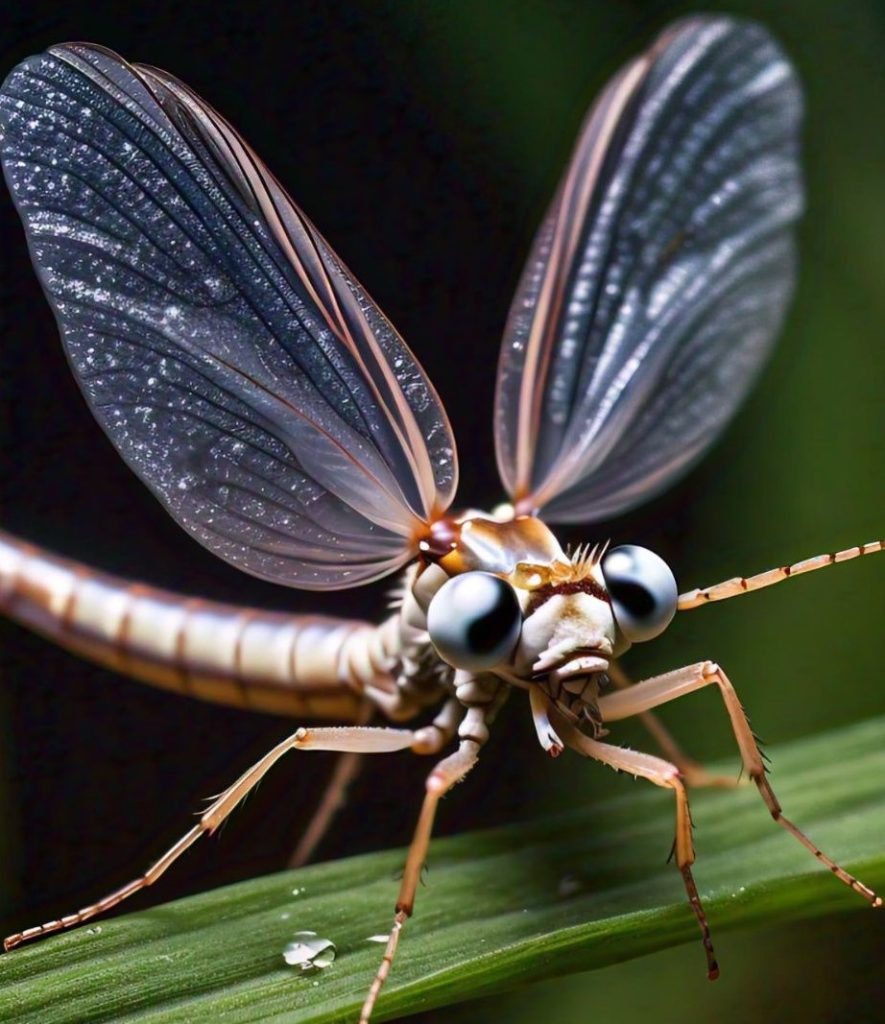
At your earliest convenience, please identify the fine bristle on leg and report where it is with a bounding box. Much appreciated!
[4,724,423,952]
[598,662,881,907]
[549,708,719,979]
[607,661,738,788]
[360,709,487,1024]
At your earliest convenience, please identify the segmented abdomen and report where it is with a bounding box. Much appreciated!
[0,530,399,720]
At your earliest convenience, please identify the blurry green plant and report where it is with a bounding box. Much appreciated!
[1,716,881,1024]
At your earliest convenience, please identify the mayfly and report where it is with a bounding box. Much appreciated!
[0,15,881,1022]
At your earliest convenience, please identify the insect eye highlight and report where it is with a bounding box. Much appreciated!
[601,545,677,643]
[427,571,522,672]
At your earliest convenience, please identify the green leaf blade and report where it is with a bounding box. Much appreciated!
[2,716,882,1024]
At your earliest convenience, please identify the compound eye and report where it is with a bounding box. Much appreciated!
[427,571,522,671]
[601,545,677,643]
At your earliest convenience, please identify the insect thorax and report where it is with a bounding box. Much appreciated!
[390,512,616,736]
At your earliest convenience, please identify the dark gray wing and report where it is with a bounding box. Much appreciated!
[494,17,803,520]
[0,44,457,588]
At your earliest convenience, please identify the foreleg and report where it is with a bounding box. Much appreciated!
[608,661,737,788]
[550,708,719,979]
[360,688,499,1024]
[599,661,881,906]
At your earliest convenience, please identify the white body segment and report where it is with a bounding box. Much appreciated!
[0,530,403,719]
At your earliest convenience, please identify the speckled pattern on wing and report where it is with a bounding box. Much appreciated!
[495,17,804,521]
[0,45,457,589]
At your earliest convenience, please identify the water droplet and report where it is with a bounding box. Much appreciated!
[282,931,337,972]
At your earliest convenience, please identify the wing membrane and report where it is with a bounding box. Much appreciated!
[495,17,803,521]
[0,44,457,588]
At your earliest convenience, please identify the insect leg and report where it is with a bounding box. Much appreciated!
[360,701,487,1024]
[548,708,718,980]
[598,661,882,906]
[3,724,427,952]
[608,661,738,787]
[530,683,564,755]
[287,698,462,868]
[287,705,375,869]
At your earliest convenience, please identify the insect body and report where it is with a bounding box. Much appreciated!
[0,16,881,1023]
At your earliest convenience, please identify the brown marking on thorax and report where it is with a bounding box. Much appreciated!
[528,577,610,611]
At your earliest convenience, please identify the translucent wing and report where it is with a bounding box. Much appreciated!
[0,44,457,588]
[495,17,803,521]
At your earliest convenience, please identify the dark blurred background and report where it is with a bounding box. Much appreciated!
[0,2,883,1022]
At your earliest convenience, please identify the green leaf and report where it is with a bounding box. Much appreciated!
[2,717,882,1024]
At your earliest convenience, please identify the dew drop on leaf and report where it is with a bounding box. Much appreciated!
[282,931,337,972]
